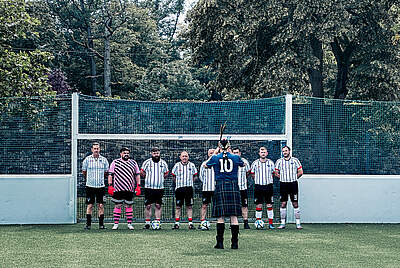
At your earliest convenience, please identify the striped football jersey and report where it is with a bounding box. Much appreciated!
[275,157,302,182]
[250,159,275,185]
[171,161,198,189]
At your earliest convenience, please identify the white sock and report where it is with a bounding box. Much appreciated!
[294,208,301,224]
[280,208,287,224]
[255,209,262,220]
[267,209,274,220]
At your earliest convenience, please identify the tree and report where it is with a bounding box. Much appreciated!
[46,0,102,95]
[0,0,54,98]
[186,0,400,101]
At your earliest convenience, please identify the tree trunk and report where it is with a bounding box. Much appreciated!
[308,35,323,98]
[87,26,97,95]
[330,37,355,99]
[104,34,111,97]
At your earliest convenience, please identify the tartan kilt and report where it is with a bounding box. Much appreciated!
[212,180,242,217]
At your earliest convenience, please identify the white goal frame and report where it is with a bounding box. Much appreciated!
[71,93,294,222]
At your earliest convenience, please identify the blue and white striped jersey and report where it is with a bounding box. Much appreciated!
[199,160,215,191]
[141,158,169,189]
[275,157,302,183]
[82,154,109,188]
[238,158,250,190]
[250,159,275,185]
[171,162,198,189]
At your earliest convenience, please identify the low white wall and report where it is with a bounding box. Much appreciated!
[0,175,75,224]
[298,174,400,223]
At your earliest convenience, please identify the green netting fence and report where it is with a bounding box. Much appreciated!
[1,94,399,223]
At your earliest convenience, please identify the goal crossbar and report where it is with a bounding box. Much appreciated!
[76,133,288,141]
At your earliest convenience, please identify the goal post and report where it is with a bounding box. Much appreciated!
[71,93,293,222]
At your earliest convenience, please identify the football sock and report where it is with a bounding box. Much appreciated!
[113,207,121,224]
[280,208,287,225]
[145,219,151,225]
[255,207,262,220]
[86,214,91,226]
[294,208,301,224]
[267,207,274,225]
[188,218,193,224]
[99,214,104,226]
[126,207,133,224]
[175,218,180,224]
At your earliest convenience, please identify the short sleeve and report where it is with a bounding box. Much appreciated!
[244,160,251,172]
[108,160,116,173]
[275,159,281,171]
[171,163,178,175]
[133,161,140,174]
[163,160,169,173]
[82,157,88,171]
[199,164,205,182]
[269,160,275,171]
[206,155,217,168]
[104,159,109,171]
[191,163,198,175]
[250,160,257,173]
[295,158,302,169]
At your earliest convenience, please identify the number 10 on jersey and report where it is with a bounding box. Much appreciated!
[219,159,233,172]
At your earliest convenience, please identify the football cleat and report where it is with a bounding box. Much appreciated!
[84,225,91,230]
[172,224,180,230]
[99,225,107,230]
[268,224,275,229]
[112,224,119,230]
[277,224,286,229]
[127,224,134,230]
[143,224,150,230]
[188,224,195,230]
[296,224,303,230]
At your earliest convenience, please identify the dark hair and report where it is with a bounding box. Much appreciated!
[120,147,130,153]
[232,147,240,151]
[92,142,100,148]
[282,145,291,151]
[151,147,160,152]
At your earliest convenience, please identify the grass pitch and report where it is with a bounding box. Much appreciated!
[1,223,399,267]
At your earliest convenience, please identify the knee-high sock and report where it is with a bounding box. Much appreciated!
[280,208,287,225]
[255,207,262,220]
[99,214,104,226]
[231,225,239,242]
[267,207,274,225]
[113,207,121,224]
[294,207,301,225]
[126,207,133,224]
[86,214,91,226]
[216,223,225,240]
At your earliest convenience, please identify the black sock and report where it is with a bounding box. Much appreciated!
[86,214,92,226]
[244,219,248,224]
[99,214,104,226]
[231,225,239,240]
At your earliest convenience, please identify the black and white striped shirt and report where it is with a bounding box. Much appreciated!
[141,158,169,189]
[275,157,302,183]
[199,160,215,191]
[238,158,250,190]
[82,154,109,188]
[171,161,198,190]
[250,159,275,185]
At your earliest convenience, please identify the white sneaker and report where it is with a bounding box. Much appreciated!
[127,224,134,230]
[112,224,119,230]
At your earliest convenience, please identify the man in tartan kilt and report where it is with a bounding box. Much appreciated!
[206,139,244,249]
